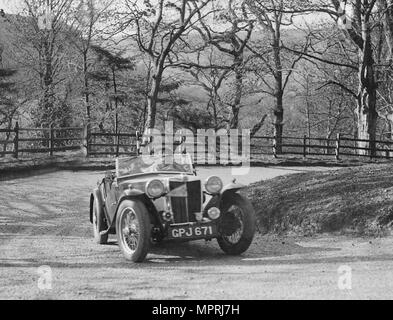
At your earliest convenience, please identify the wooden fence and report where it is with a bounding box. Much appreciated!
[2,122,393,161]
[0,123,83,159]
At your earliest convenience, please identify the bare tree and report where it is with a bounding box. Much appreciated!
[246,0,309,153]
[185,47,233,130]
[190,0,255,129]
[5,0,76,127]
[0,64,18,155]
[115,0,214,130]
[89,46,134,136]
[68,0,113,122]
[286,0,387,155]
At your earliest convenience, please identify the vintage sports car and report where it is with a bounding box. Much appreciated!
[89,153,256,262]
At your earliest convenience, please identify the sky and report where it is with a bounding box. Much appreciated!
[0,0,332,29]
[0,0,22,14]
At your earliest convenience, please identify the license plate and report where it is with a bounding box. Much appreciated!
[168,224,217,240]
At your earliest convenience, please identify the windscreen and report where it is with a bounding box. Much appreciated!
[116,154,193,177]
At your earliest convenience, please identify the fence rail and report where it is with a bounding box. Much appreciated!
[2,122,393,162]
[0,123,84,159]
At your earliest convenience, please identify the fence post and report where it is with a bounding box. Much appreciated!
[116,131,120,157]
[136,131,140,155]
[335,133,341,160]
[13,122,19,159]
[49,123,54,156]
[273,136,277,158]
[303,135,307,158]
[82,124,90,157]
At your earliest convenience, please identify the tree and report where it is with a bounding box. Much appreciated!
[90,45,135,136]
[375,0,393,140]
[184,47,233,130]
[117,0,214,130]
[68,0,113,122]
[191,0,255,129]
[5,0,76,127]
[294,62,356,141]
[378,0,393,62]
[286,0,389,156]
[246,0,309,153]
[0,62,18,155]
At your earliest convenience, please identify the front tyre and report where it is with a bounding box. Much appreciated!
[217,193,256,255]
[116,200,151,263]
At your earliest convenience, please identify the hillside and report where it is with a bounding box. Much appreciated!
[247,164,393,236]
[0,17,17,67]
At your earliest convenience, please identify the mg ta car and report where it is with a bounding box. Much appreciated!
[89,153,256,262]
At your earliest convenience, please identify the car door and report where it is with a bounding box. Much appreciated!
[103,174,119,224]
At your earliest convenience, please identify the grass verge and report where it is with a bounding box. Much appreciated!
[246,164,393,236]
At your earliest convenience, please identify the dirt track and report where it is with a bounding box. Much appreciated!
[1,167,393,300]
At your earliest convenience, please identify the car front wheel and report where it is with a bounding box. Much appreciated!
[217,193,256,255]
[116,200,151,263]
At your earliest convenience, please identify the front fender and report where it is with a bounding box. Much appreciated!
[222,182,246,197]
[111,192,162,232]
[90,188,104,223]
[123,189,145,197]
[203,182,247,212]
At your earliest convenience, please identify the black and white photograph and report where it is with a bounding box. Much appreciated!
[1,0,393,303]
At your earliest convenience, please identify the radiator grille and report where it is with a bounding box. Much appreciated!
[169,180,202,223]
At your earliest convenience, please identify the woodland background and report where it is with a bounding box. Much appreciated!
[1,0,393,156]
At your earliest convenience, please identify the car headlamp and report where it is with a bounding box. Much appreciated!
[146,179,165,198]
[205,176,223,195]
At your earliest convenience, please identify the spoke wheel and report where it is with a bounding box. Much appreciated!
[119,208,140,255]
[217,193,256,256]
[222,205,244,245]
[116,200,151,262]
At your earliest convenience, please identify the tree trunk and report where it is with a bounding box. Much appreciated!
[379,0,393,61]
[112,68,118,135]
[2,117,12,157]
[274,90,284,154]
[145,63,164,129]
[356,27,378,157]
[83,51,91,121]
[112,68,119,152]
[356,88,378,156]
[230,55,244,129]
[140,62,152,133]
[273,31,284,154]
[40,35,55,133]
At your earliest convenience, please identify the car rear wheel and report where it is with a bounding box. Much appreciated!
[93,197,108,245]
[217,193,256,255]
[116,200,151,263]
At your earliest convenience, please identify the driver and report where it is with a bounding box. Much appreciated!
[156,152,186,172]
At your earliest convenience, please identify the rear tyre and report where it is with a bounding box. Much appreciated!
[217,193,256,255]
[93,197,108,245]
[116,200,151,263]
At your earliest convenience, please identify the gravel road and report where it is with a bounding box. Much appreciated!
[1,166,393,300]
